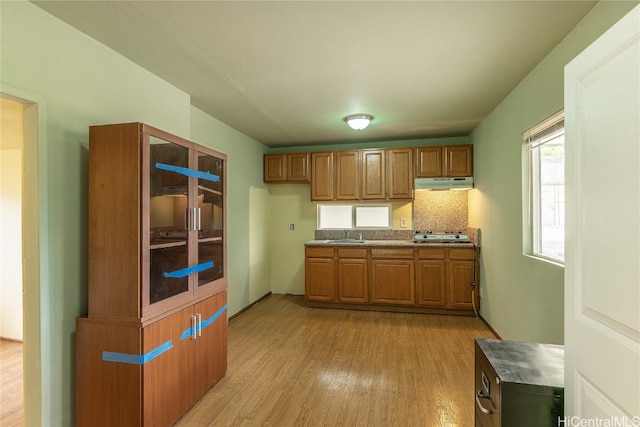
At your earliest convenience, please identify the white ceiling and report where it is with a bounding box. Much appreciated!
[33,1,596,147]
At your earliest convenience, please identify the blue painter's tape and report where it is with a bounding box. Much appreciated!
[163,261,214,279]
[180,304,228,341]
[155,162,220,183]
[102,340,173,365]
[201,304,228,330]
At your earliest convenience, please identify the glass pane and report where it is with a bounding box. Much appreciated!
[197,241,224,287]
[197,152,224,239]
[355,206,390,228]
[537,135,565,260]
[149,137,190,245]
[150,246,189,304]
[318,205,352,229]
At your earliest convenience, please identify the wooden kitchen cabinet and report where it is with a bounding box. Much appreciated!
[415,144,473,178]
[370,248,415,305]
[361,149,386,200]
[362,148,414,200]
[387,147,414,199]
[335,150,360,200]
[263,152,310,182]
[305,246,336,301]
[416,248,447,307]
[337,248,368,303]
[311,152,334,201]
[448,248,477,309]
[77,123,228,427]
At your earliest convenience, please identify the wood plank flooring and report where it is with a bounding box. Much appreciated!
[0,339,23,427]
[176,295,496,427]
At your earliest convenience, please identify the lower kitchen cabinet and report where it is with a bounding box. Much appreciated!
[416,248,447,307]
[75,291,227,427]
[304,244,480,315]
[305,247,336,302]
[337,248,368,303]
[370,248,415,305]
[449,248,477,309]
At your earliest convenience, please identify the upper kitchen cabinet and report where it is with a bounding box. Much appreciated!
[311,152,335,201]
[387,148,414,199]
[415,144,473,178]
[263,152,310,182]
[335,150,360,200]
[362,148,413,200]
[88,122,227,322]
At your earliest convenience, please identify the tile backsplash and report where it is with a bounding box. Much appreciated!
[413,190,468,232]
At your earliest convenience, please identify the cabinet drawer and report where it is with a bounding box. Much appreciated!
[370,248,414,259]
[417,248,446,259]
[306,247,335,258]
[449,248,475,260]
[337,248,367,258]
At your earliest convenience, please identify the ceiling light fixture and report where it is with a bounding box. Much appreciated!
[344,114,373,130]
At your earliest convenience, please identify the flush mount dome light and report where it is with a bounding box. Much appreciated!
[344,114,373,130]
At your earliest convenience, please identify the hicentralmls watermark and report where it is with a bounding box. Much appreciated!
[558,417,640,427]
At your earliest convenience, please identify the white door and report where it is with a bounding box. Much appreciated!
[565,5,640,422]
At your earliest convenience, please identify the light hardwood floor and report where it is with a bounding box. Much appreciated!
[0,296,495,427]
[176,295,496,427]
[0,339,23,427]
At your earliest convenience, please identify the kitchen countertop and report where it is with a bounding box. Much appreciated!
[305,239,477,248]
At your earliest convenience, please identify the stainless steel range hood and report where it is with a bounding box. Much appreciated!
[414,177,473,190]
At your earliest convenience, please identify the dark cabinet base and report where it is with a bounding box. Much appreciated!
[475,339,564,427]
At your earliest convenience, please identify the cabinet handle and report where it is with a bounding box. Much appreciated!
[192,208,198,231]
[184,208,190,231]
[475,390,496,415]
[197,208,202,231]
[191,315,197,340]
[197,313,202,337]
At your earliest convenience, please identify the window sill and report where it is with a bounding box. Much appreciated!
[523,253,565,268]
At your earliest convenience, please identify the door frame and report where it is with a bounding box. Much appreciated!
[1,85,49,427]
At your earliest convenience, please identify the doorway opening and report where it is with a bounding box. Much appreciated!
[0,90,44,427]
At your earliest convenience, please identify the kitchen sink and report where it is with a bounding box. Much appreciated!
[322,239,366,244]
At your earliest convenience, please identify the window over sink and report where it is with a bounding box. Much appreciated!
[317,204,391,229]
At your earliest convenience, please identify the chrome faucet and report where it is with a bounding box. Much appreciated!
[344,229,349,239]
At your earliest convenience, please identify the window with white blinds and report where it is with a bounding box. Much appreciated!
[523,110,565,263]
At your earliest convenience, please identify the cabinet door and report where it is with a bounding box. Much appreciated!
[387,148,413,199]
[448,259,475,308]
[361,149,386,200]
[415,146,443,178]
[192,292,228,400]
[338,258,368,303]
[311,152,334,201]
[142,311,184,426]
[194,148,226,295]
[264,154,286,182]
[145,135,193,316]
[416,260,447,307]
[370,260,415,305]
[305,257,335,301]
[444,145,473,177]
[335,151,360,200]
[287,153,310,182]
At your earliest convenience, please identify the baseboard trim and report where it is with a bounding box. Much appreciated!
[479,315,502,339]
[229,292,273,322]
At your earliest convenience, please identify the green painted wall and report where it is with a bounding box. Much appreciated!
[1,2,266,425]
[189,106,270,313]
[468,1,638,345]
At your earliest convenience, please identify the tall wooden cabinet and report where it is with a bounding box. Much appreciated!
[76,123,228,427]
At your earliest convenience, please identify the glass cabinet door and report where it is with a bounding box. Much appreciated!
[196,150,224,287]
[148,136,191,305]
